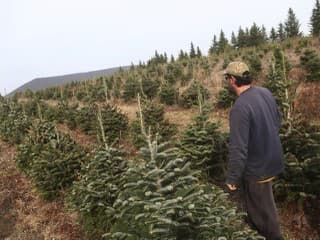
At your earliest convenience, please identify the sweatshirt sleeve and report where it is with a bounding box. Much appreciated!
[226,106,250,185]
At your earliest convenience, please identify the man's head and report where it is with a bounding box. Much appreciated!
[224,61,252,88]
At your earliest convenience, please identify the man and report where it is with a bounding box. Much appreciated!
[224,61,284,240]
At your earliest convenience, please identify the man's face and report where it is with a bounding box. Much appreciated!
[225,74,235,93]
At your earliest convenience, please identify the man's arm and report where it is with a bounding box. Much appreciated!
[226,107,250,189]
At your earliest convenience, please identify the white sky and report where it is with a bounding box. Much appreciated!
[0,0,315,95]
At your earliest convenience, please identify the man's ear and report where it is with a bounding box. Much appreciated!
[229,77,236,86]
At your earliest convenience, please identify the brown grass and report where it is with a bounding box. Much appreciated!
[0,141,86,240]
[294,82,320,121]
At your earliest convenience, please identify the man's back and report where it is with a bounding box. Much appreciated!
[227,86,284,184]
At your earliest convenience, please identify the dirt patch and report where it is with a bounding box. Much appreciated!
[0,141,86,240]
[294,82,320,120]
[56,124,97,150]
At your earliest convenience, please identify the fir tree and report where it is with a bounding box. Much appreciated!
[180,82,210,108]
[170,55,175,63]
[105,95,263,240]
[310,0,320,36]
[16,120,86,200]
[278,23,286,41]
[249,23,264,46]
[284,8,301,38]
[231,31,238,48]
[196,46,202,58]
[189,42,196,58]
[261,25,268,42]
[300,48,320,82]
[270,27,278,41]
[179,102,228,181]
[208,35,218,55]
[218,30,229,53]
[237,27,247,48]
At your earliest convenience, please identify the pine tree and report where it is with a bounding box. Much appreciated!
[170,55,175,63]
[270,27,278,41]
[284,8,301,38]
[237,27,246,48]
[16,120,86,200]
[104,95,263,239]
[249,23,264,46]
[208,35,218,55]
[0,100,31,144]
[180,82,210,108]
[218,30,229,53]
[310,0,320,36]
[179,102,228,181]
[263,49,320,201]
[231,31,238,48]
[189,42,196,58]
[300,48,320,82]
[196,46,202,57]
[278,23,286,41]
[261,25,268,42]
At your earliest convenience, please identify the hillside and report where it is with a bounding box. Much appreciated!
[8,66,129,97]
[1,36,320,239]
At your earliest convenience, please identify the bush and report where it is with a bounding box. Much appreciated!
[141,78,160,99]
[275,120,320,200]
[216,85,237,108]
[158,85,178,105]
[300,49,320,82]
[69,147,128,237]
[105,140,263,239]
[0,100,31,144]
[179,82,209,108]
[179,106,229,180]
[16,120,86,200]
[122,77,140,101]
[130,102,177,148]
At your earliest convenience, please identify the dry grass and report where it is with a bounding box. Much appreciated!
[0,141,86,240]
[294,82,320,121]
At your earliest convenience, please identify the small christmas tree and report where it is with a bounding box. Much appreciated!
[16,120,86,200]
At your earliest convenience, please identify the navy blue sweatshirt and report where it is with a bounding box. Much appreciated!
[226,86,284,185]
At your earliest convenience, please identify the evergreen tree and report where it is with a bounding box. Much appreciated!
[218,30,229,53]
[278,23,286,41]
[231,31,238,48]
[180,82,210,108]
[69,146,129,237]
[300,48,320,82]
[189,42,196,58]
[237,27,247,48]
[159,84,178,105]
[0,100,31,144]
[216,84,237,109]
[261,25,268,42]
[178,49,186,60]
[122,77,140,101]
[270,27,278,41]
[310,0,320,36]
[16,120,86,200]
[284,8,301,38]
[196,46,202,57]
[208,35,218,55]
[179,103,228,181]
[249,23,264,46]
[170,55,175,63]
[104,96,263,239]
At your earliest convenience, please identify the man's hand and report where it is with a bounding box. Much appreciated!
[226,184,237,191]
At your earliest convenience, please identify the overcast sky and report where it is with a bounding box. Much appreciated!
[0,0,315,95]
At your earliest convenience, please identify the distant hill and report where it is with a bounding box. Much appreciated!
[8,66,129,96]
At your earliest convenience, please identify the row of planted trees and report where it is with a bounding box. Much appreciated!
[0,94,264,239]
[1,41,320,239]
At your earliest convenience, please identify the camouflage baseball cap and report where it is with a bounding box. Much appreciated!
[224,61,250,77]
